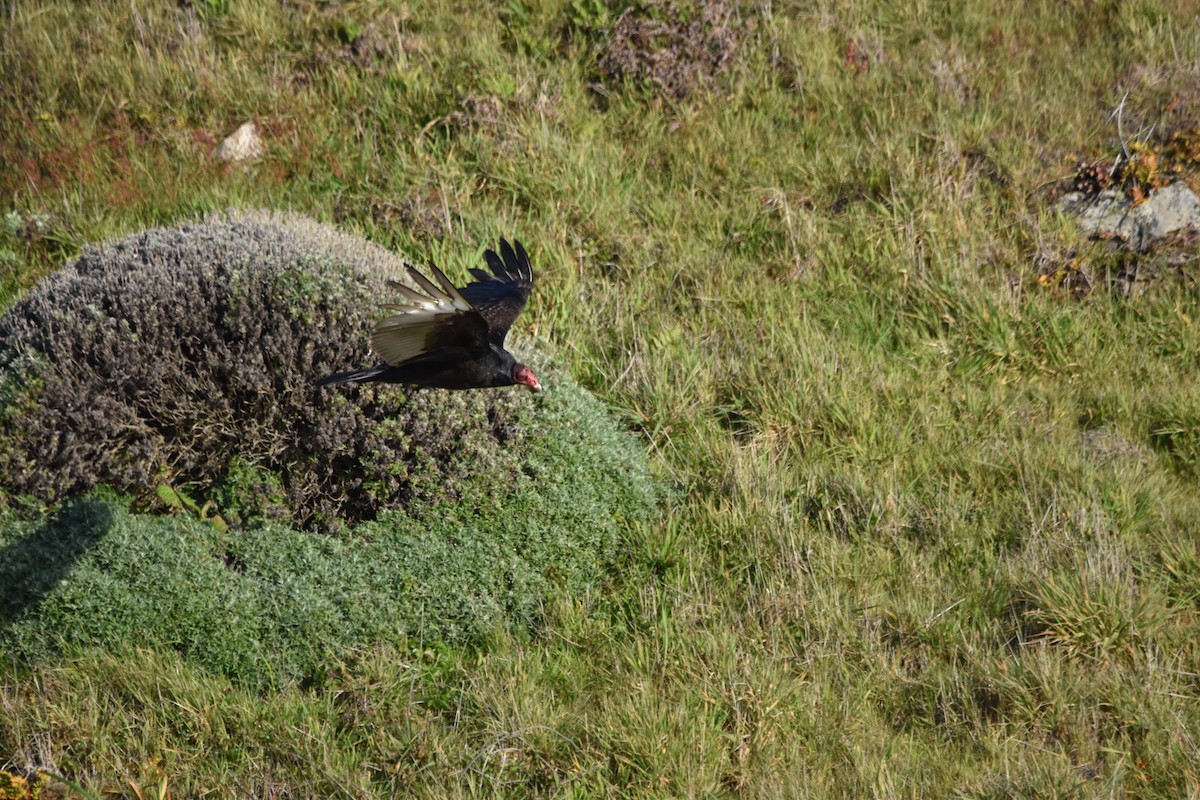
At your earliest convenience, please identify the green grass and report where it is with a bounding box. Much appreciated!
[2,0,1200,796]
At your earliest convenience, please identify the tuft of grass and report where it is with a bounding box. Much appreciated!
[1024,570,1182,658]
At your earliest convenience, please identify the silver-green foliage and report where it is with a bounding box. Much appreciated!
[0,212,544,529]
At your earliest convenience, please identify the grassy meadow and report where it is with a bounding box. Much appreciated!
[3,0,1200,796]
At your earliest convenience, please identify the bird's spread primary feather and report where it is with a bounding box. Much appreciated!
[368,264,484,367]
[459,238,534,347]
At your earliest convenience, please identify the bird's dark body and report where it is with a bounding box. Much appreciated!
[316,238,540,392]
[316,347,519,390]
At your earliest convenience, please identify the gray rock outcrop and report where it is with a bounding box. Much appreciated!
[1059,182,1200,251]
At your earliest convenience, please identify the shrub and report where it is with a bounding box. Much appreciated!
[0,211,535,530]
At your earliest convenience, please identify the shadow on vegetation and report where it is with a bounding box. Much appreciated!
[0,498,113,630]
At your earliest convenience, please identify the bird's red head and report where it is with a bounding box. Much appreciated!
[513,363,541,391]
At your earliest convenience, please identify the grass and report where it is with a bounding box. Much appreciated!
[2,0,1200,796]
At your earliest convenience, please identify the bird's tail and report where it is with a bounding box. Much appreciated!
[315,365,389,387]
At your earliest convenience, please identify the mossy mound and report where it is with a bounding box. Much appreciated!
[0,213,656,687]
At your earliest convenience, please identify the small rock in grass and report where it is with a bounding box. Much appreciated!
[214,121,263,163]
[1059,182,1200,251]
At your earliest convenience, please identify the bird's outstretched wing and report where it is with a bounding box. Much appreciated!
[458,238,534,347]
[370,263,491,366]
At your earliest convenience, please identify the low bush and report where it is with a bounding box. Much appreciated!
[1,212,530,530]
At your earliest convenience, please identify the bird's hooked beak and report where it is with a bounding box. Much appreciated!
[514,364,541,391]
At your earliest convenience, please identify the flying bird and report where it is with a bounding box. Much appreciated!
[317,238,540,391]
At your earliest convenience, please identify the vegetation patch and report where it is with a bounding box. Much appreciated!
[0,374,652,687]
[0,213,548,530]
[0,213,655,685]
[1069,125,1200,205]
[585,0,750,101]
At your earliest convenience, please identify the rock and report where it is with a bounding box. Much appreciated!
[214,121,263,163]
[1059,182,1200,251]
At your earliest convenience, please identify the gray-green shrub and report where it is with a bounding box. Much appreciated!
[0,212,533,529]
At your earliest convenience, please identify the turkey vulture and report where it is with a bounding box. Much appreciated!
[316,238,540,391]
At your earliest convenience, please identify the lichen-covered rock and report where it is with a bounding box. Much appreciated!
[0,212,531,530]
[1059,182,1200,251]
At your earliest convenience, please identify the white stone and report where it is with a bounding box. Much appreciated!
[214,121,263,163]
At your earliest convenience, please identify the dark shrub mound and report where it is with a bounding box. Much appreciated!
[593,0,749,101]
[0,212,656,686]
[0,211,533,530]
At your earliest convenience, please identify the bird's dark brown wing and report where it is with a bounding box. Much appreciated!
[370,263,491,367]
[458,238,534,347]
